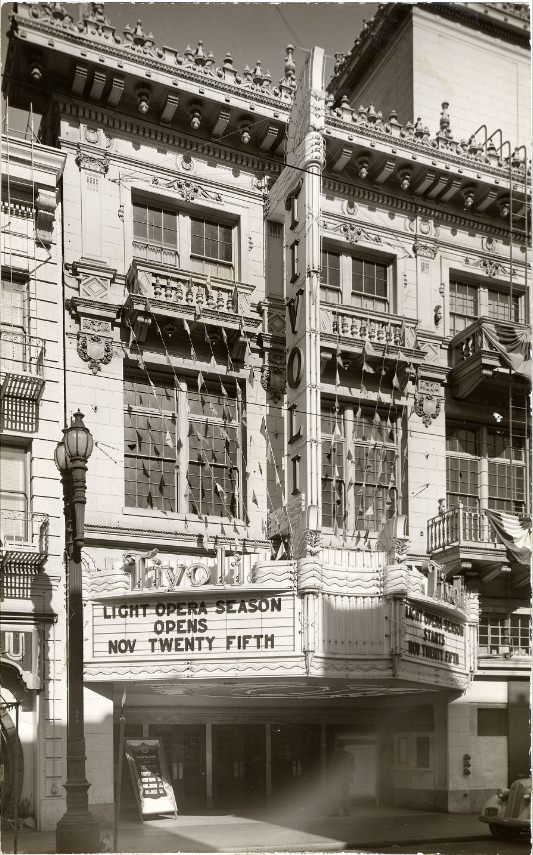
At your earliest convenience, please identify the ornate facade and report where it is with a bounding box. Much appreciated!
[1,1,530,830]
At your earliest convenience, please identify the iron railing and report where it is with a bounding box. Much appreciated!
[321,303,418,348]
[0,510,49,566]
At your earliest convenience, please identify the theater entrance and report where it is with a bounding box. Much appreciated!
[271,724,321,805]
[212,724,266,809]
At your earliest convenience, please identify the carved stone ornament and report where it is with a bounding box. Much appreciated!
[413,241,438,259]
[35,189,58,246]
[261,352,286,402]
[464,256,508,278]
[75,145,110,174]
[80,317,112,335]
[343,200,358,217]
[338,222,382,245]
[152,175,222,202]
[482,236,498,254]
[414,389,442,427]
[178,154,195,172]
[305,529,321,556]
[77,332,114,374]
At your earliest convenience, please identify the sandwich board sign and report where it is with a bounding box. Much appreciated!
[125,739,178,820]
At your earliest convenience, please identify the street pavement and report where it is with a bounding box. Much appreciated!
[1,805,502,854]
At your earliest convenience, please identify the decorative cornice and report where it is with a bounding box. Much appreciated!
[75,144,109,173]
[322,176,527,242]
[85,523,270,551]
[56,101,284,177]
[11,4,296,112]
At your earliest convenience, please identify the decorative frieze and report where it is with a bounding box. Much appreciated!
[413,240,438,259]
[75,144,109,174]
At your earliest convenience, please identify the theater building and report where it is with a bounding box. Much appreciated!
[1,1,530,830]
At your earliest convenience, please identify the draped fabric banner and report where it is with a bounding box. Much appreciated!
[483,322,531,379]
[485,509,532,567]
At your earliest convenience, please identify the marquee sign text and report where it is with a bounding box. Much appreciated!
[91,594,295,659]
[403,602,465,668]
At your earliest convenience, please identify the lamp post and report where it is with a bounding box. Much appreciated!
[54,411,100,853]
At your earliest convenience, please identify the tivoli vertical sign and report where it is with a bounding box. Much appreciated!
[284,47,326,559]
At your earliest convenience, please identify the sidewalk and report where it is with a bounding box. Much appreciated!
[2,806,489,854]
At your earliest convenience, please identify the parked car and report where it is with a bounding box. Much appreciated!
[479,776,531,839]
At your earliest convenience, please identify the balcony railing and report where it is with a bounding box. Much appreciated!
[0,330,45,400]
[126,259,255,320]
[427,505,517,553]
[432,577,467,612]
[449,317,531,370]
[0,510,49,569]
[320,304,419,349]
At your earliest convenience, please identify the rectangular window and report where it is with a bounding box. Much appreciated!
[396,736,409,766]
[446,425,479,510]
[487,429,526,514]
[321,403,397,533]
[124,374,177,513]
[320,250,341,304]
[487,288,522,323]
[191,217,233,264]
[0,445,29,543]
[353,413,397,531]
[1,278,30,373]
[187,387,241,518]
[477,708,507,736]
[321,407,345,530]
[478,613,531,656]
[449,281,478,336]
[351,257,388,312]
[290,241,299,282]
[124,372,243,519]
[132,201,178,266]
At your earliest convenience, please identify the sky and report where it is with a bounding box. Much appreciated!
[1,2,378,98]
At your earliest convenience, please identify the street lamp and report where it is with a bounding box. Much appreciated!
[54,411,100,853]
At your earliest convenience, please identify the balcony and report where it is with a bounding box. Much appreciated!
[448,317,531,399]
[124,259,261,346]
[320,303,424,368]
[0,510,49,569]
[427,505,530,586]
[0,330,45,401]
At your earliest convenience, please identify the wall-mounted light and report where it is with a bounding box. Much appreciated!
[398,168,411,191]
[356,156,369,179]
[462,186,475,208]
[29,59,44,82]
[136,85,151,114]
[238,117,253,144]
[499,198,510,218]
[189,102,202,130]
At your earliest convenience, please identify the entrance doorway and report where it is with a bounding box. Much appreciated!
[212,724,265,809]
[271,724,321,805]
[335,734,378,805]
[151,725,206,812]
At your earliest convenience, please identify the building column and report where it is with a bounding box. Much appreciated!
[206,723,213,809]
[84,683,114,825]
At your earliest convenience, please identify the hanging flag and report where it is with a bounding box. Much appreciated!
[252,490,259,506]
[364,504,374,517]
[197,371,204,392]
[214,481,226,499]
[362,358,374,374]
[392,372,401,390]
[249,366,255,386]
[258,461,263,476]
[485,510,532,567]
[183,319,191,336]
[360,383,368,397]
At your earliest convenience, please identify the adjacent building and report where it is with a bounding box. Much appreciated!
[1,1,530,832]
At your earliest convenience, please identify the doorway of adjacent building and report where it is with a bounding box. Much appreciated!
[334,734,378,805]
[212,724,265,809]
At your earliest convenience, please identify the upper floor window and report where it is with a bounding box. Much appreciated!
[449,278,524,336]
[191,217,233,264]
[479,613,531,656]
[320,250,341,303]
[0,444,29,543]
[1,278,28,334]
[446,423,527,514]
[124,371,243,519]
[132,198,236,281]
[321,403,398,533]
[320,247,391,312]
[351,257,388,312]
